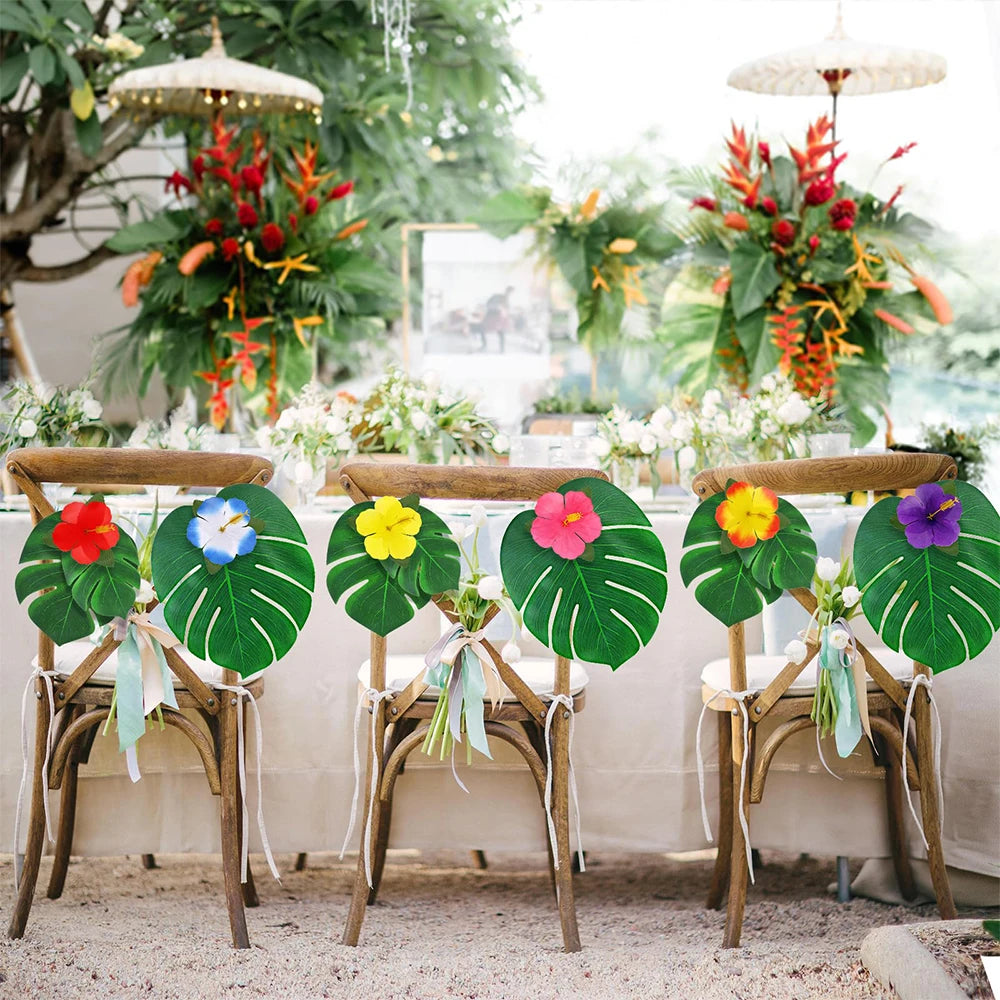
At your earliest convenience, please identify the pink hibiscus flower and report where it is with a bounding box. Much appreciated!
[530,490,602,560]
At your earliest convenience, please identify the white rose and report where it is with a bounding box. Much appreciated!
[38,384,56,404]
[423,370,441,392]
[776,395,813,426]
[491,432,510,454]
[136,579,156,604]
[255,426,272,449]
[166,425,189,450]
[409,410,430,433]
[501,641,521,665]
[703,388,722,407]
[620,420,644,445]
[841,585,861,608]
[470,504,488,528]
[760,374,777,393]
[293,460,316,485]
[276,410,296,430]
[82,398,103,421]
[784,639,808,664]
[326,416,347,435]
[760,418,779,436]
[17,418,38,438]
[477,575,503,601]
[650,406,673,429]
[336,433,353,452]
[676,445,697,471]
[638,432,658,455]
[815,557,841,582]
[670,417,693,442]
[828,627,850,650]
[590,436,611,459]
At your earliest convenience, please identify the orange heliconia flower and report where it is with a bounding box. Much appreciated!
[579,189,600,220]
[874,308,915,335]
[121,250,163,307]
[178,241,216,276]
[723,212,749,231]
[908,273,953,325]
[335,219,368,241]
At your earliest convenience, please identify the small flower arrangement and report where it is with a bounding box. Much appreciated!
[594,405,664,491]
[126,407,216,451]
[354,368,508,464]
[918,419,1000,487]
[0,379,109,452]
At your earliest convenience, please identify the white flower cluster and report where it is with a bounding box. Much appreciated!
[0,380,107,451]
[256,383,358,484]
[127,408,215,451]
[92,32,144,60]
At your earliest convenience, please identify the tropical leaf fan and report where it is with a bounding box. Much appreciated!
[500,477,667,669]
[680,483,816,626]
[326,497,461,636]
[151,485,314,677]
[854,480,1000,671]
[16,502,140,646]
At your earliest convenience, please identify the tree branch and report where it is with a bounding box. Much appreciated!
[5,244,119,283]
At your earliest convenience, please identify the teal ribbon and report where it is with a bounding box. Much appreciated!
[819,624,862,758]
[460,645,490,759]
[112,621,177,754]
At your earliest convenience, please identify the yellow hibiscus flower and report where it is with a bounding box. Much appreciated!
[355,496,422,560]
[715,481,780,549]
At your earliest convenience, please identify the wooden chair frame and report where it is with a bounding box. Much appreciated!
[691,453,959,947]
[338,462,606,953]
[5,447,273,949]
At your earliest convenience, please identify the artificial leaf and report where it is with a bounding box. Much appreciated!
[391,506,461,599]
[152,485,314,677]
[474,189,544,239]
[104,212,192,253]
[64,538,140,619]
[500,478,667,669]
[854,480,1000,672]
[729,241,782,320]
[680,493,783,626]
[736,497,817,590]
[735,307,779,387]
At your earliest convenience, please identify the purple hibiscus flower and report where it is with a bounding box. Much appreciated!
[897,482,963,549]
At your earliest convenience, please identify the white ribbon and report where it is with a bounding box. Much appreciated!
[13,668,59,887]
[339,686,394,888]
[901,674,944,852]
[542,693,585,875]
[695,688,756,884]
[211,682,280,884]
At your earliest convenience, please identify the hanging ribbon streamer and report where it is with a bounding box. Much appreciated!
[340,686,394,889]
[695,687,756,884]
[212,682,280,883]
[543,693,585,875]
[901,673,944,852]
[13,668,59,887]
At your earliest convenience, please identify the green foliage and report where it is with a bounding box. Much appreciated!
[499,478,667,669]
[854,481,1000,671]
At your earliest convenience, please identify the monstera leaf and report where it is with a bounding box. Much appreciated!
[326,501,460,636]
[151,485,314,677]
[15,510,140,645]
[736,499,817,590]
[500,478,667,669]
[854,480,1000,672]
[680,492,785,626]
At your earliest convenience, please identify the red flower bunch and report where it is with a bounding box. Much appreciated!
[828,198,857,231]
[52,500,120,565]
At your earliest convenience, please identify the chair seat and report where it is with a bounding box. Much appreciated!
[701,647,915,697]
[359,653,589,698]
[34,640,265,687]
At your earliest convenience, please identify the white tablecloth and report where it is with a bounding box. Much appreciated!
[1,497,997,880]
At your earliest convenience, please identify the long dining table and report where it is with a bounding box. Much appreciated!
[1,492,997,891]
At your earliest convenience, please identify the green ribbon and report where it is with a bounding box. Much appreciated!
[112,621,178,754]
[460,645,490,759]
[819,625,862,758]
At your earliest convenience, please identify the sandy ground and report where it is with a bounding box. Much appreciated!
[0,849,987,1000]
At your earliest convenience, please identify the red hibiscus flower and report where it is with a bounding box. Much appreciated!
[240,165,263,192]
[237,202,258,228]
[205,217,224,237]
[221,237,241,261]
[328,180,354,201]
[690,196,717,212]
[828,198,857,231]
[530,490,602,560]
[52,501,120,565]
[260,222,285,253]
[804,178,835,206]
[771,219,796,246]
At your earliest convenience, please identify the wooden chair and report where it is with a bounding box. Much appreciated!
[5,447,272,949]
[338,463,603,953]
[692,453,960,947]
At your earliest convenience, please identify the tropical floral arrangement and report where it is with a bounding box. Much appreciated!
[593,404,666,491]
[0,380,109,452]
[352,368,508,463]
[107,116,396,429]
[126,406,216,451]
[664,118,953,442]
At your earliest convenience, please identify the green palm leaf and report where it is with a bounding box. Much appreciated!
[500,478,667,669]
[326,502,460,636]
[736,499,817,590]
[152,485,314,677]
[854,481,1000,671]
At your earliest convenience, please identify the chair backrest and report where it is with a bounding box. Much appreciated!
[691,452,958,715]
[338,462,608,716]
[6,447,273,710]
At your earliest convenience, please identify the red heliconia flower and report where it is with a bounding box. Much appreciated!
[881,185,904,215]
[771,219,796,246]
[260,222,285,253]
[287,211,299,233]
[221,237,241,261]
[722,212,749,231]
[726,122,752,171]
[304,195,319,216]
[828,198,857,231]
[205,217,224,237]
[237,202,258,228]
[165,170,192,198]
[52,501,120,565]
[328,180,354,201]
[191,155,206,180]
[240,165,263,192]
[804,178,835,206]
[742,176,762,209]
[758,141,771,168]
[690,196,717,212]
[761,197,778,216]
[889,142,917,162]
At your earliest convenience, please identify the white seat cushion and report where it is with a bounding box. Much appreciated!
[35,640,265,687]
[701,648,915,696]
[359,653,588,698]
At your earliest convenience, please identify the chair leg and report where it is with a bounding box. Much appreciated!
[47,705,85,900]
[913,688,956,919]
[141,854,159,870]
[471,850,488,870]
[8,690,52,939]
[219,699,250,949]
[706,710,733,910]
[294,853,308,871]
[551,708,581,953]
[879,715,916,901]
[236,702,260,909]
[366,797,392,904]
[723,712,751,949]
